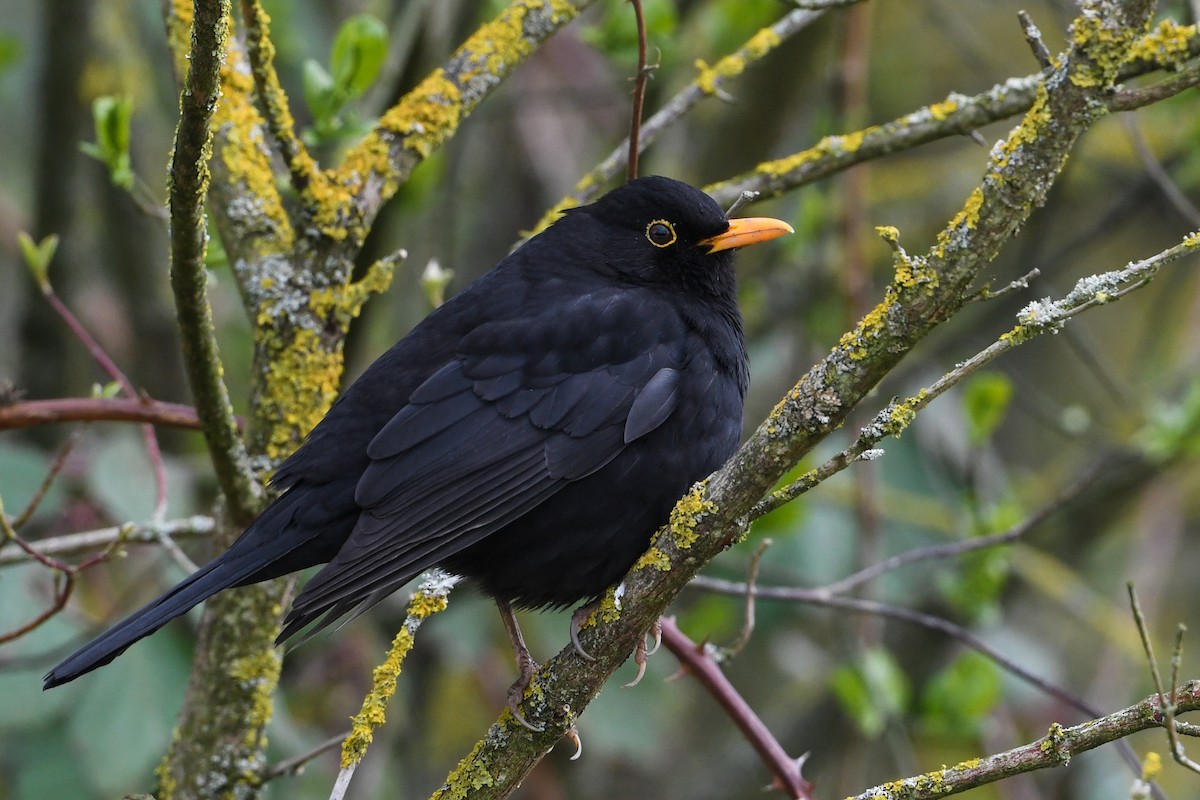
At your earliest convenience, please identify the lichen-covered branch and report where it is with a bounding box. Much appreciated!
[706,20,1198,207]
[306,0,597,251]
[426,3,1159,796]
[166,0,260,525]
[239,0,318,199]
[846,683,1200,800]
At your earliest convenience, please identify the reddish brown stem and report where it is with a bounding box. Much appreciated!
[660,617,813,799]
[626,0,648,182]
[0,397,215,430]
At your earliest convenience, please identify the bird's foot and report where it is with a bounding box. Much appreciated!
[506,648,545,732]
[624,618,663,688]
[564,725,584,760]
[569,600,600,662]
[497,598,544,731]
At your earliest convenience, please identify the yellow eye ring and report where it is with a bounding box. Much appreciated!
[645,219,677,248]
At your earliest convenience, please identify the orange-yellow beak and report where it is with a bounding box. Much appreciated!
[701,217,794,254]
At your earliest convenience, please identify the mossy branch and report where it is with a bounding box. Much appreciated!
[427,2,1159,796]
[847,683,1200,800]
[306,0,597,251]
[706,23,1199,207]
[167,0,261,525]
[239,0,319,199]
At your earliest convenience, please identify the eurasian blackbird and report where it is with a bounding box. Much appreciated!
[43,176,792,706]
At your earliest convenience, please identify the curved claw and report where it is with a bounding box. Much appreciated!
[564,726,584,761]
[570,602,599,662]
[623,620,663,688]
[506,669,545,732]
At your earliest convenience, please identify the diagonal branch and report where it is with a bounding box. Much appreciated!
[424,3,1159,796]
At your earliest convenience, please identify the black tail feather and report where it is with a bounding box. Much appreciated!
[43,555,238,689]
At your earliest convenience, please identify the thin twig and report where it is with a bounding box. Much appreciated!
[261,732,349,782]
[39,285,171,520]
[1123,113,1200,227]
[0,396,218,431]
[660,617,812,799]
[9,427,86,529]
[626,0,649,182]
[0,516,215,567]
[1128,584,1200,774]
[724,538,771,657]
[1018,10,1053,70]
[751,230,1200,521]
[967,268,1041,304]
[534,6,825,225]
[816,463,1098,597]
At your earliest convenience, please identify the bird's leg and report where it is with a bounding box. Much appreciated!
[569,599,601,662]
[624,618,663,688]
[497,599,543,731]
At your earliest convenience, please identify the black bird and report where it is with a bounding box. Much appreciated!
[43,176,791,709]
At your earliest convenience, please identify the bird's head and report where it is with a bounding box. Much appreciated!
[567,175,793,297]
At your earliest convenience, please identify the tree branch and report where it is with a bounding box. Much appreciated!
[845,683,1200,800]
[0,396,208,431]
[167,0,260,525]
[424,3,1160,795]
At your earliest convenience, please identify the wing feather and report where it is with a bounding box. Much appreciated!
[279,288,691,640]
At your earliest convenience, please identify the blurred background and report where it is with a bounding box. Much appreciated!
[2,0,1199,798]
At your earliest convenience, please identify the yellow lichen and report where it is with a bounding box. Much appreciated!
[430,741,496,800]
[668,482,717,549]
[694,26,780,94]
[227,649,283,749]
[1128,19,1197,67]
[928,98,958,121]
[634,546,671,572]
[342,627,415,767]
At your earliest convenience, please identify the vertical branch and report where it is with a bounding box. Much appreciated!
[626,0,648,182]
[168,0,260,524]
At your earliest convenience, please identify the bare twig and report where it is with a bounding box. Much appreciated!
[968,268,1041,303]
[660,617,813,800]
[1123,113,1200,227]
[1128,584,1200,774]
[724,538,771,657]
[8,427,85,529]
[816,464,1097,597]
[1018,11,1053,70]
[261,732,349,782]
[626,0,649,182]
[0,396,230,431]
[0,516,215,567]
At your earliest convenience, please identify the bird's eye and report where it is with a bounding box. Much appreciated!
[645,220,677,248]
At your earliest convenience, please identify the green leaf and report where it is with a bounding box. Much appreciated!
[16,230,58,291]
[962,372,1013,445]
[330,14,388,99]
[303,58,338,126]
[920,651,1001,737]
[1137,378,1200,462]
[831,647,911,737]
[81,95,134,189]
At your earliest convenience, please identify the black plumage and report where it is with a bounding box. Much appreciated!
[44,176,791,691]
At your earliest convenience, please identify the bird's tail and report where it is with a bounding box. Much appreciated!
[43,550,254,689]
[42,481,353,689]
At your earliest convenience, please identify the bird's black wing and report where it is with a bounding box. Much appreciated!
[277,288,687,640]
